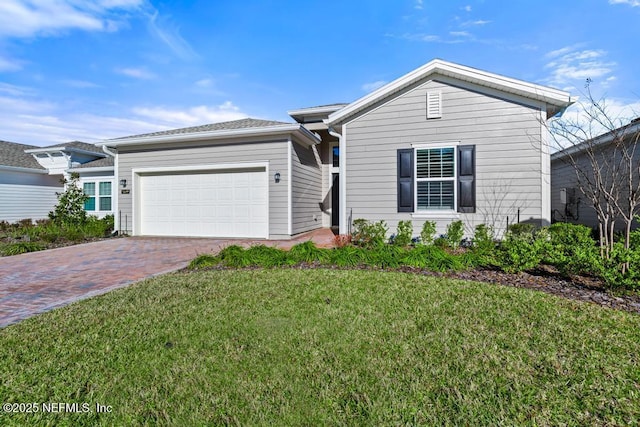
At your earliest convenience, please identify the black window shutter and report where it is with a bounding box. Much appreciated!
[457,145,476,213]
[397,149,414,212]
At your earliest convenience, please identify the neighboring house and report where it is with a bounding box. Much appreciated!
[550,118,640,230]
[103,59,575,239]
[0,140,114,222]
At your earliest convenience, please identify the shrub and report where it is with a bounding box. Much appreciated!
[420,221,437,246]
[391,220,413,247]
[1,242,45,256]
[507,222,535,236]
[352,219,387,248]
[367,245,407,268]
[497,227,546,273]
[544,222,601,276]
[329,246,369,267]
[49,173,89,226]
[244,245,292,268]
[188,254,219,270]
[401,245,465,272]
[600,243,640,289]
[471,224,496,266]
[445,220,464,250]
[288,241,329,264]
[216,245,251,268]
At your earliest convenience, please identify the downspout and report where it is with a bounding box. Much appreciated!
[102,144,119,234]
[328,126,347,234]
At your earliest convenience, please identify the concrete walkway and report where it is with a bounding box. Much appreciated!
[0,228,335,328]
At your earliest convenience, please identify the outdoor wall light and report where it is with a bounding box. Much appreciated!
[119,179,127,188]
[274,172,281,183]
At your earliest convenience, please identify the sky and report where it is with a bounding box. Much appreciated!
[1,0,640,147]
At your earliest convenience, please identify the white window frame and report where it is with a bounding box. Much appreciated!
[81,179,114,213]
[413,142,458,213]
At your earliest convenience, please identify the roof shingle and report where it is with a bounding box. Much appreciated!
[111,118,293,140]
[0,140,44,170]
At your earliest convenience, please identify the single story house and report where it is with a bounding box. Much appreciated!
[551,118,640,230]
[0,140,114,222]
[102,59,575,239]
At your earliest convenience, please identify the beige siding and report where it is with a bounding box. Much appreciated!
[344,78,547,237]
[117,140,289,237]
[291,142,323,235]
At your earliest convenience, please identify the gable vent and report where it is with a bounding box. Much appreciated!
[426,91,442,119]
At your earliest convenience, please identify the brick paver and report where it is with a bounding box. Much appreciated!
[0,229,335,328]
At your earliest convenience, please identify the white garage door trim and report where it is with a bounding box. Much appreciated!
[132,162,269,238]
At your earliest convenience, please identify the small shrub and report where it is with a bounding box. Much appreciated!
[216,245,251,268]
[544,222,601,276]
[333,234,352,248]
[497,227,545,273]
[289,241,329,264]
[420,221,437,246]
[352,219,388,248]
[445,220,464,250]
[401,245,465,272]
[188,254,219,270]
[245,245,292,267]
[433,236,448,249]
[1,242,45,256]
[507,222,535,236]
[392,220,413,247]
[329,246,369,267]
[367,245,407,268]
[471,224,496,266]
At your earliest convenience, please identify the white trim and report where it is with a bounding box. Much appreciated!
[426,90,442,119]
[102,124,320,148]
[414,145,457,213]
[287,138,293,236]
[339,125,347,234]
[540,106,551,225]
[131,161,270,238]
[411,213,460,219]
[79,177,114,217]
[67,166,114,173]
[411,141,460,149]
[287,104,348,117]
[326,59,575,127]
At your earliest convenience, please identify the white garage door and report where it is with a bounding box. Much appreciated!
[138,167,268,238]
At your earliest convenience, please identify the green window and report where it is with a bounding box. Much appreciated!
[83,182,96,211]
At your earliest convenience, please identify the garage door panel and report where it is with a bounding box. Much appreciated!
[139,168,268,238]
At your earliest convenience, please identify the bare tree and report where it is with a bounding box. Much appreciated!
[549,80,640,266]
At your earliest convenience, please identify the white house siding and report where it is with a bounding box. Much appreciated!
[116,139,289,238]
[344,77,547,237]
[291,141,323,235]
[0,184,62,222]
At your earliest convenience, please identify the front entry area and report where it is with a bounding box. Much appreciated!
[137,167,268,238]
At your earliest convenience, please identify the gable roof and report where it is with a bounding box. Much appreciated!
[25,140,105,157]
[0,140,44,170]
[103,118,320,148]
[326,59,576,128]
[73,156,114,169]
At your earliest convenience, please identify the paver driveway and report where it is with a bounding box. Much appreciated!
[0,229,335,328]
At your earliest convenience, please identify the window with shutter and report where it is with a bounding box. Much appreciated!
[426,91,442,119]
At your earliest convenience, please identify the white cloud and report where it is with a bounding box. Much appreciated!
[414,0,423,10]
[0,55,22,71]
[132,102,247,127]
[543,47,616,90]
[609,0,640,6]
[450,31,470,37]
[0,0,144,39]
[462,5,472,12]
[60,79,100,88]
[460,19,491,27]
[361,80,387,92]
[115,67,156,79]
[146,10,197,60]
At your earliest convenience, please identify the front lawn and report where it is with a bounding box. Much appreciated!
[1,269,639,425]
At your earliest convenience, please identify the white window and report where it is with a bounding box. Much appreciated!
[415,147,455,211]
[83,180,113,212]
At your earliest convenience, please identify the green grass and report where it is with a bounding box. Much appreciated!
[1,269,639,426]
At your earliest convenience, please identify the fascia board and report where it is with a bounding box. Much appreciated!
[0,165,48,174]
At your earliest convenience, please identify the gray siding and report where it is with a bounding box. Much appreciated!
[291,141,322,235]
[117,139,289,238]
[344,78,547,237]
[0,184,61,222]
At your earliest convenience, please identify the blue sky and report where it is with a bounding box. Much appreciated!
[1,0,639,146]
